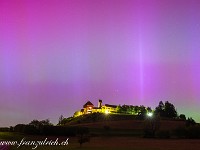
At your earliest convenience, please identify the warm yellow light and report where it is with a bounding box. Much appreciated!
[105,110,109,114]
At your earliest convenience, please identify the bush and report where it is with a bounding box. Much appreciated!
[143,129,155,138]
[156,130,170,139]
[186,118,196,127]
[173,126,187,138]
[14,124,26,133]
[186,126,200,139]
[14,124,39,134]
[41,125,78,136]
[173,125,200,139]
[23,125,39,135]
[0,127,10,132]
[9,126,14,132]
[179,114,186,120]
[13,124,89,136]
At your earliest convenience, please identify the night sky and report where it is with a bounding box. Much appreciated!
[0,0,200,127]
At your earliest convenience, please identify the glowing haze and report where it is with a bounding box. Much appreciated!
[0,0,200,126]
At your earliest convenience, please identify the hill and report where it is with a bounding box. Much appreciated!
[65,113,186,130]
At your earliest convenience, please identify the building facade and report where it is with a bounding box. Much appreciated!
[73,100,117,117]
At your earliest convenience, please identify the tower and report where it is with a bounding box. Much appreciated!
[98,99,102,108]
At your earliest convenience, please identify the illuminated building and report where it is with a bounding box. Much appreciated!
[73,100,117,117]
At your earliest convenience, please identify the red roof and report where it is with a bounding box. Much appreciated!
[83,101,94,108]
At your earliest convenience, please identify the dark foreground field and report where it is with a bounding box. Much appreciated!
[71,137,200,150]
[9,137,200,150]
[1,132,200,150]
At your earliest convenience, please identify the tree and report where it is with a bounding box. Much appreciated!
[58,115,64,125]
[155,101,177,118]
[155,101,165,116]
[134,106,140,114]
[29,119,53,129]
[147,107,152,113]
[14,124,26,132]
[179,114,186,120]
[116,105,123,113]
[138,105,147,118]
[121,105,128,114]
[40,119,53,126]
[186,117,196,127]
[29,120,41,129]
[164,101,177,118]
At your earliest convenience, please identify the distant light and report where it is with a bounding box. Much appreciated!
[105,110,109,114]
[147,112,153,117]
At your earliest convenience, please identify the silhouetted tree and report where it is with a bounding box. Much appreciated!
[9,126,14,132]
[164,101,177,118]
[155,101,177,118]
[14,124,26,132]
[23,125,39,134]
[41,119,53,126]
[146,107,152,113]
[179,114,186,120]
[186,117,196,127]
[58,115,64,125]
[29,119,53,129]
[29,120,41,128]
[155,101,165,116]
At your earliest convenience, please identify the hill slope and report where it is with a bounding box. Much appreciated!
[66,113,185,130]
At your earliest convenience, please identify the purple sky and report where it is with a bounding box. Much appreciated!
[0,0,200,126]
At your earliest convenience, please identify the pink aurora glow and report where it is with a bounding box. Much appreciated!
[0,0,200,126]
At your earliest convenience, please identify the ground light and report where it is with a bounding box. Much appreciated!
[147,112,153,117]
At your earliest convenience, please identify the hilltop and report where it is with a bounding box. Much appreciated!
[59,100,194,129]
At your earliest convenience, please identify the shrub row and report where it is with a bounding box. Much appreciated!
[144,125,200,139]
[0,127,10,132]
[14,124,89,136]
[173,125,200,139]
